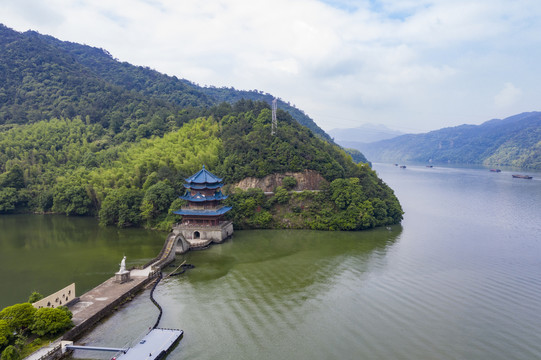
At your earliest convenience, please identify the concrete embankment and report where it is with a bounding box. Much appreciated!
[24,272,156,360]
[24,233,180,360]
[63,272,155,341]
[64,235,179,342]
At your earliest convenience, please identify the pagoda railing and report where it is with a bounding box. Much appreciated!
[173,221,232,231]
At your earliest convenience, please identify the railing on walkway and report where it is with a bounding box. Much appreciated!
[31,343,61,360]
[143,233,178,270]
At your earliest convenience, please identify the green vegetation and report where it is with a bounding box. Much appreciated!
[30,307,72,337]
[282,176,297,190]
[0,100,402,230]
[0,24,399,231]
[0,115,221,229]
[343,148,370,165]
[0,24,330,142]
[0,300,72,359]
[27,293,43,304]
[1,346,20,360]
[226,175,402,231]
[358,112,541,169]
[215,104,359,182]
[215,103,402,230]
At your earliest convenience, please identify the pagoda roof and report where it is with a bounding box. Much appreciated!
[185,165,223,185]
[173,206,232,216]
[179,191,228,202]
[183,183,223,190]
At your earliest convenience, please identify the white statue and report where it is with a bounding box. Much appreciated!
[119,256,126,273]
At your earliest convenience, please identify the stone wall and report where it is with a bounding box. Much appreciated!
[30,343,63,360]
[175,221,233,243]
[216,221,234,243]
[33,283,76,309]
[232,170,326,193]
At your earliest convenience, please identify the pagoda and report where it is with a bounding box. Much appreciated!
[172,165,233,248]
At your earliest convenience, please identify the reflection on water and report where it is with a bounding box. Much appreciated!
[0,215,165,308]
[72,228,402,360]
[72,164,541,360]
[3,163,541,360]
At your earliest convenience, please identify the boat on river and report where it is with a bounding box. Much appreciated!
[490,169,501,172]
[512,174,533,179]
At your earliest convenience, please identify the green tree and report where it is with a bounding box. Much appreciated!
[329,178,364,210]
[0,303,36,333]
[0,346,20,360]
[30,307,72,336]
[27,292,43,304]
[52,176,92,216]
[142,172,159,191]
[0,188,18,213]
[224,188,266,228]
[252,210,273,227]
[359,200,376,229]
[282,176,297,190]
[140,181,175,223]
[56,306,72,320]
[99,187,143,227]
[273,186,290,204]
[13,335,26,351]
[1,165,25,189]
[0,320,11,348]
[36,190,53,213]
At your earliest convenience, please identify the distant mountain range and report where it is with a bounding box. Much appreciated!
[353,112,541,169]
[329,123,404,146]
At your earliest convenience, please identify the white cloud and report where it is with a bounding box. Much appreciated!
[1,0,541,132]
[494,83,522,109]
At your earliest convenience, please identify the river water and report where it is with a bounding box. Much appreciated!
[0,215,165,308]
[2,164,541,359]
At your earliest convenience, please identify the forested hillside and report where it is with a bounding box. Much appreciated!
[0,102,402,230]
[0,24,331,141]
[0,24,400,231]
[357,112,541,169]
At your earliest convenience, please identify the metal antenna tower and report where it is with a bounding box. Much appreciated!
[271,98,277,135]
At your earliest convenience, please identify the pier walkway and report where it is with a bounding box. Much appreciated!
[24,233,183,360]
[68,274,151,329]
[25,269,155,360]
[66,231,180,337]
[25,273,156,360]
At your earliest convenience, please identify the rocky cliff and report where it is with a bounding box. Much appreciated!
[232,170,327,193]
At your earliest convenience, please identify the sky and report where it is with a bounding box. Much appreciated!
[1,0,541,133]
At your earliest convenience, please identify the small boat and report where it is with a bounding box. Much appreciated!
[399,165,406,169]
[394,164,398,166]
[426,165,433,168]
[512,174,533,179]
[490,169,501,172]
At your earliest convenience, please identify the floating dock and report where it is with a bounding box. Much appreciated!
[64,328,183,360]
[118,328,183,360]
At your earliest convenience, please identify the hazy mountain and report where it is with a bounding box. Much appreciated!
[356,112,541,169]
[329,123,404,145]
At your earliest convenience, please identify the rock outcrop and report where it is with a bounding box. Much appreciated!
[232,170,327,193]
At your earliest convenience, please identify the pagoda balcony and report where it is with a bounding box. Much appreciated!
[173,220,232,230]
[173,206,232,216]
